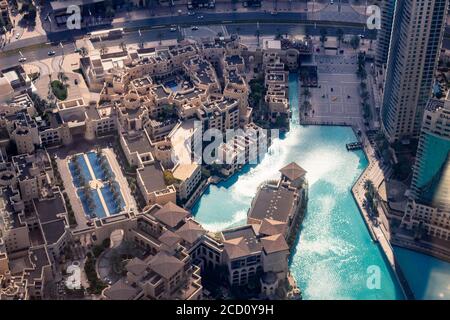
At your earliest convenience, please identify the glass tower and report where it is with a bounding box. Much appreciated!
[402,97,450,241]
[381,0,448,142]
[410,99,450,209]
[375,0,397,68]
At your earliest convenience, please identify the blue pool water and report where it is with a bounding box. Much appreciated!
[69,155,92,188]
[77,189,106,219]
[394,247,450,299]
[69,151,125,218]
[87,151,113,181]
[192,73,408,299]
[101,184,125,215]
[165,80,179,92]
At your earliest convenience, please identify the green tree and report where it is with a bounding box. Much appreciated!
[337,28,344,47]
[363,180,375,197]
[350,35,361,51]
[163,170,179,186]
[319,28,327,45]
[255,29,261,47]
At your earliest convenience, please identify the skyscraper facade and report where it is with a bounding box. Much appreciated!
[375,0,396,68]
[381,0,448,142]
[401,96,450,243]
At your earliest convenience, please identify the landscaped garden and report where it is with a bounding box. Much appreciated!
[51,80,68,100]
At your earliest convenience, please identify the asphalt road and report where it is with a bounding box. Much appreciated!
[0,21,377,70]
[2,9,371,52]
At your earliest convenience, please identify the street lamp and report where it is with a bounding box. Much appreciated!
[2,26,7,47]
[46,14,52,32]
[313,0,316,29]
[138,29,143,48]
[59,42,64,71]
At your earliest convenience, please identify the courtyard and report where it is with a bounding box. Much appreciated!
[57,147,136,225]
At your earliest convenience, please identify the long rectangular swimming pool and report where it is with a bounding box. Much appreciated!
[68,151,125,219]
[77,189,106,219]
[69,155,92,188]
[87,151,113,181]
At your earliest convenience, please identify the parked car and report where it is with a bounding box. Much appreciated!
[47,51,56,56]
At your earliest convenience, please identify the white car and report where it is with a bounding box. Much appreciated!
[15,33,20,39]
[187,11,195,16]
[197,15,204,19]
[191,26,199,31]
[18,57,26,63]
[170,27,177,32]
[47,51,56,56]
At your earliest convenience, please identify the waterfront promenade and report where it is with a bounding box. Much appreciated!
[352,130,415,299]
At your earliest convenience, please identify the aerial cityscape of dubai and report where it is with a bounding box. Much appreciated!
[0,0,449,306]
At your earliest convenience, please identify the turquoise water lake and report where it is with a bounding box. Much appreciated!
[192,73,449,299]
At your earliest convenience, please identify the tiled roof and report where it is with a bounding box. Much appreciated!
[279,162,306,181]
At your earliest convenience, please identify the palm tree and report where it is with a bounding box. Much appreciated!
[157,31,162,45]
[301,101,312,115]
[302,88,311,100]
[356,67,367,80]
[255,30,261,47]
[350,35,361,51]
[58,72,68,84]
[83,182,91,194]
[300,68,309,83]
[319,28,327,46]
[275,28,282,40]
[363,180,375,196]
[337,28,344,47]
[79,175,86,187]
[80,47,88,57]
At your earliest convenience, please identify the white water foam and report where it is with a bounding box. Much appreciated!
[201,209,248,232]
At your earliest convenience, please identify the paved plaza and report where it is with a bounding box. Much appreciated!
[307,54,361,124]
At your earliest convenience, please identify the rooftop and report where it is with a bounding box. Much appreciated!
[41,219,66,245]
[222,225,261,259]
[248,183,297,223]
[138,163,166,193]
[153,202,189,229]
[279,162,307,181]
[33,193,67,224]
[149,251,184,279]
[123,132,152,155]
